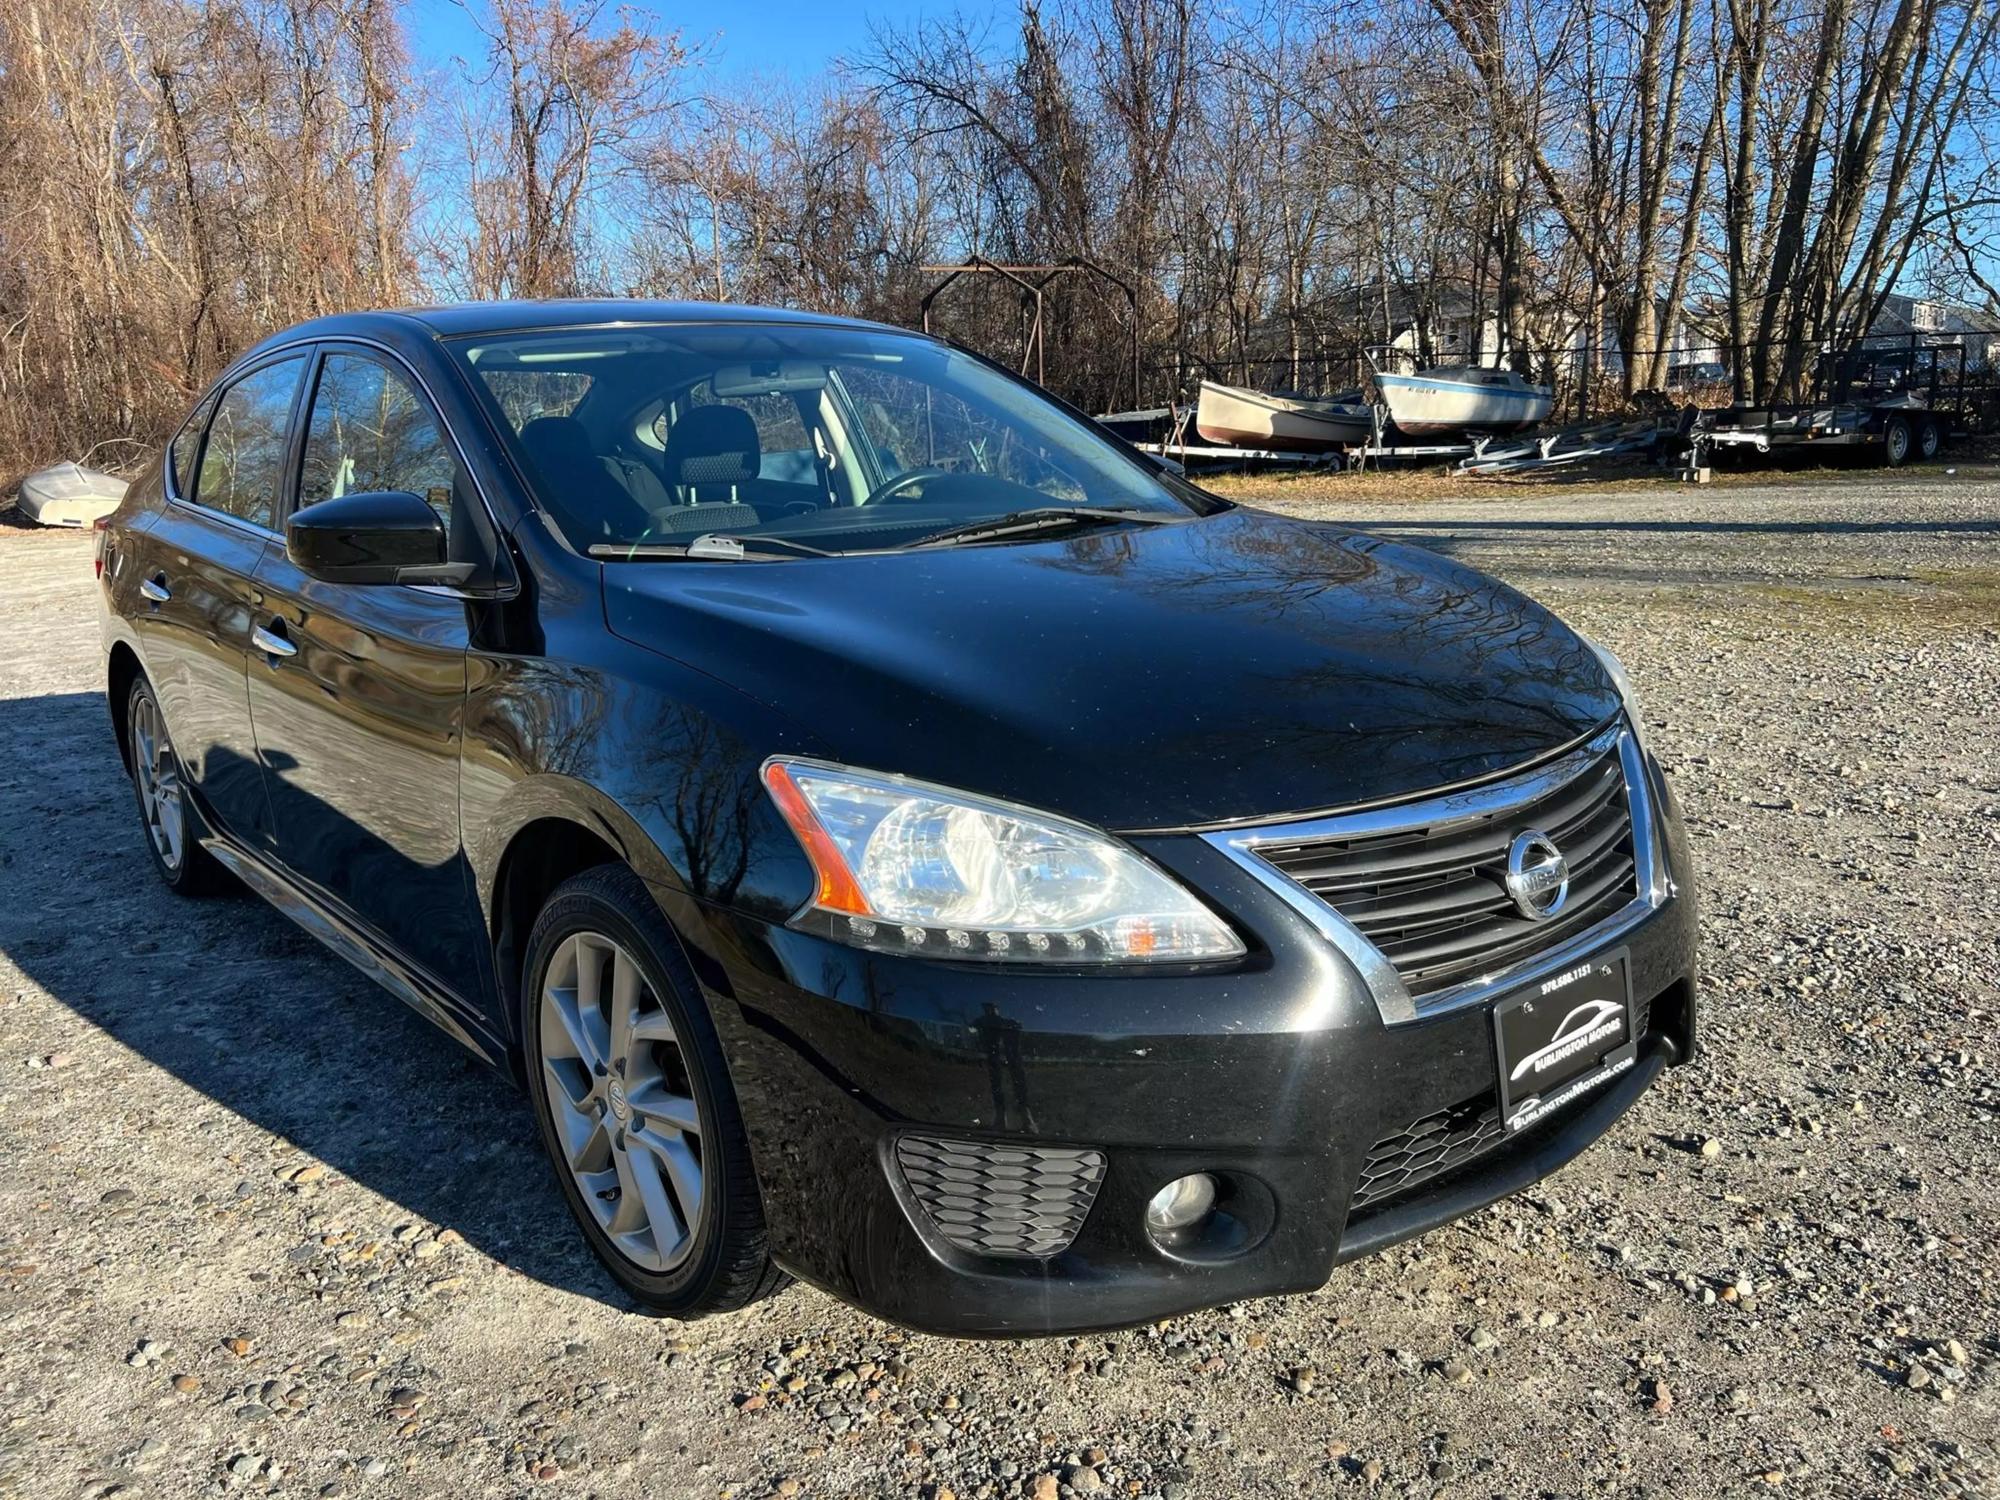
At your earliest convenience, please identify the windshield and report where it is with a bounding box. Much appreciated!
[449,323,1207,556]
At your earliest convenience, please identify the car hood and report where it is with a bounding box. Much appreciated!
[602,506,1620,830]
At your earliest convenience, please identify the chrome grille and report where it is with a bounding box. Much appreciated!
[1253,735,1639,999]
[894,1135,1105,1259]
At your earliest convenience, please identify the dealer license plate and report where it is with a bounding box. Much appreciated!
[1492,951,1637,1133]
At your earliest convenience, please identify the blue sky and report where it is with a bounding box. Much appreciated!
[403,0,940,81]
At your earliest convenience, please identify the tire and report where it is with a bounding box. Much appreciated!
[521,862,787,1318]
[1917,416,1942,462]
[1882,414,1912,467]
[124,675,229,895]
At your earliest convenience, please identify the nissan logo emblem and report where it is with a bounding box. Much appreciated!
[1504,830,1570,920]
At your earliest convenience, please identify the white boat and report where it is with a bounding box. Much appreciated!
[16,463,128,527]
[1374,365,1553,436]
[1194,380,1374,452]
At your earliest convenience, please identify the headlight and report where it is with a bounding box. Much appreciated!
[761,759,1245,964]
[1580,632,1644,728]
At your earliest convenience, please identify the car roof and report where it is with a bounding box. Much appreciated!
[251,299,907,350]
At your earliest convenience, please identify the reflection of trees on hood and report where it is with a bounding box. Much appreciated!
[1029,512,1602,789]
[1025,511,1377,616]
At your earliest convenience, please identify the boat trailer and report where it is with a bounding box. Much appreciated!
[1119,402,1688,477]
[1427,413,1692,474]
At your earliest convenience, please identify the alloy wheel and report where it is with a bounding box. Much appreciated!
[539,931,706,1272]
[130,692,185,872]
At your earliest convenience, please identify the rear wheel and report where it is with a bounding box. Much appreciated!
[1917,416,1942,462]
[1882,414,1912,467]
[521,863,786,1317]
[125,676,228,895]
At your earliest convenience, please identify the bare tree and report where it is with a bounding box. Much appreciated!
[2,0,1996,478]
[437,0,685,298]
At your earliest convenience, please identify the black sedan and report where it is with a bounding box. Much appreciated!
[97,301,1698,1335]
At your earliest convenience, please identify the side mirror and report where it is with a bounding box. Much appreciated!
[287,491,465,585]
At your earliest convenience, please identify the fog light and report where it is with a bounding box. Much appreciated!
[1145,1173,1217,1233]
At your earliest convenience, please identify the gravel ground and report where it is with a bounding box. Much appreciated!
[1,473,1996,1500]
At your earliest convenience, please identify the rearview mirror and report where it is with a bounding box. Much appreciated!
[287,491,462,586]
[710,359,829,396]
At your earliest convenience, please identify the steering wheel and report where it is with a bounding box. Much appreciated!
[869,466,955,504]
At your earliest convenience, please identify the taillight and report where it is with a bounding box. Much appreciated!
[92,515,111,579]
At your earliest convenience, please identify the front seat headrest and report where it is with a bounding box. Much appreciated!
[663,404,761,488]
[519,415,601,480]
[517,414,650,537]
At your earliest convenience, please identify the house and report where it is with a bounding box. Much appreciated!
[1869,293,2000,369]
[1322,280,1723,385]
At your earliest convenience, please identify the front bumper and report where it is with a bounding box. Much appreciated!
[671,749,1699,1337]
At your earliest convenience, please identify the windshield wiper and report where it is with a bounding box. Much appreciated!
[905,506,1172,551]
[588,533,835,562]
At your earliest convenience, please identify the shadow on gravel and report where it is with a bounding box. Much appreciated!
[0,689,626,1307]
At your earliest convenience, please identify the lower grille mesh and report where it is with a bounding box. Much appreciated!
[894,1136,1105,1259]
[1351,991,1656,1213]
[1351,1095,1506,1211]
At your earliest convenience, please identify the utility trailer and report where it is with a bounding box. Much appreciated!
[1123,402,1351,472]
[1131,439,1340,471]
[1123,402,1685,477]
[1111,332,1997,478]
[1692,398,1943,468]
[1692,335,1993,469]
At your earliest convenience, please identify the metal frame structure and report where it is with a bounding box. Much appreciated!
[919,256,1143,413]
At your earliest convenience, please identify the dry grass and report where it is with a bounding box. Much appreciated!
[1200,456,2000,508]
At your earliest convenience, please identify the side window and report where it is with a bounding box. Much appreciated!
[299,352,460,527]
[193,357,306,529]
[167,393,216,499]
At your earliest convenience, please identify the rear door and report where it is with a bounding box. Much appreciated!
[127,354,309,848]
[247,344,480,987]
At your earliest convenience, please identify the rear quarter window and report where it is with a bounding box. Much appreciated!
[167,394,217,499]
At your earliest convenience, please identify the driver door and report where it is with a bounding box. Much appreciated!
[246,344,482,993]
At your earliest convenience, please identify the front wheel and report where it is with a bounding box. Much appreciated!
[1882,414,1912,467]
[521,863,786,1317]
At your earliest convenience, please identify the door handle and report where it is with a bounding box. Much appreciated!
[251,622,298,659]
[139,576,170,603]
